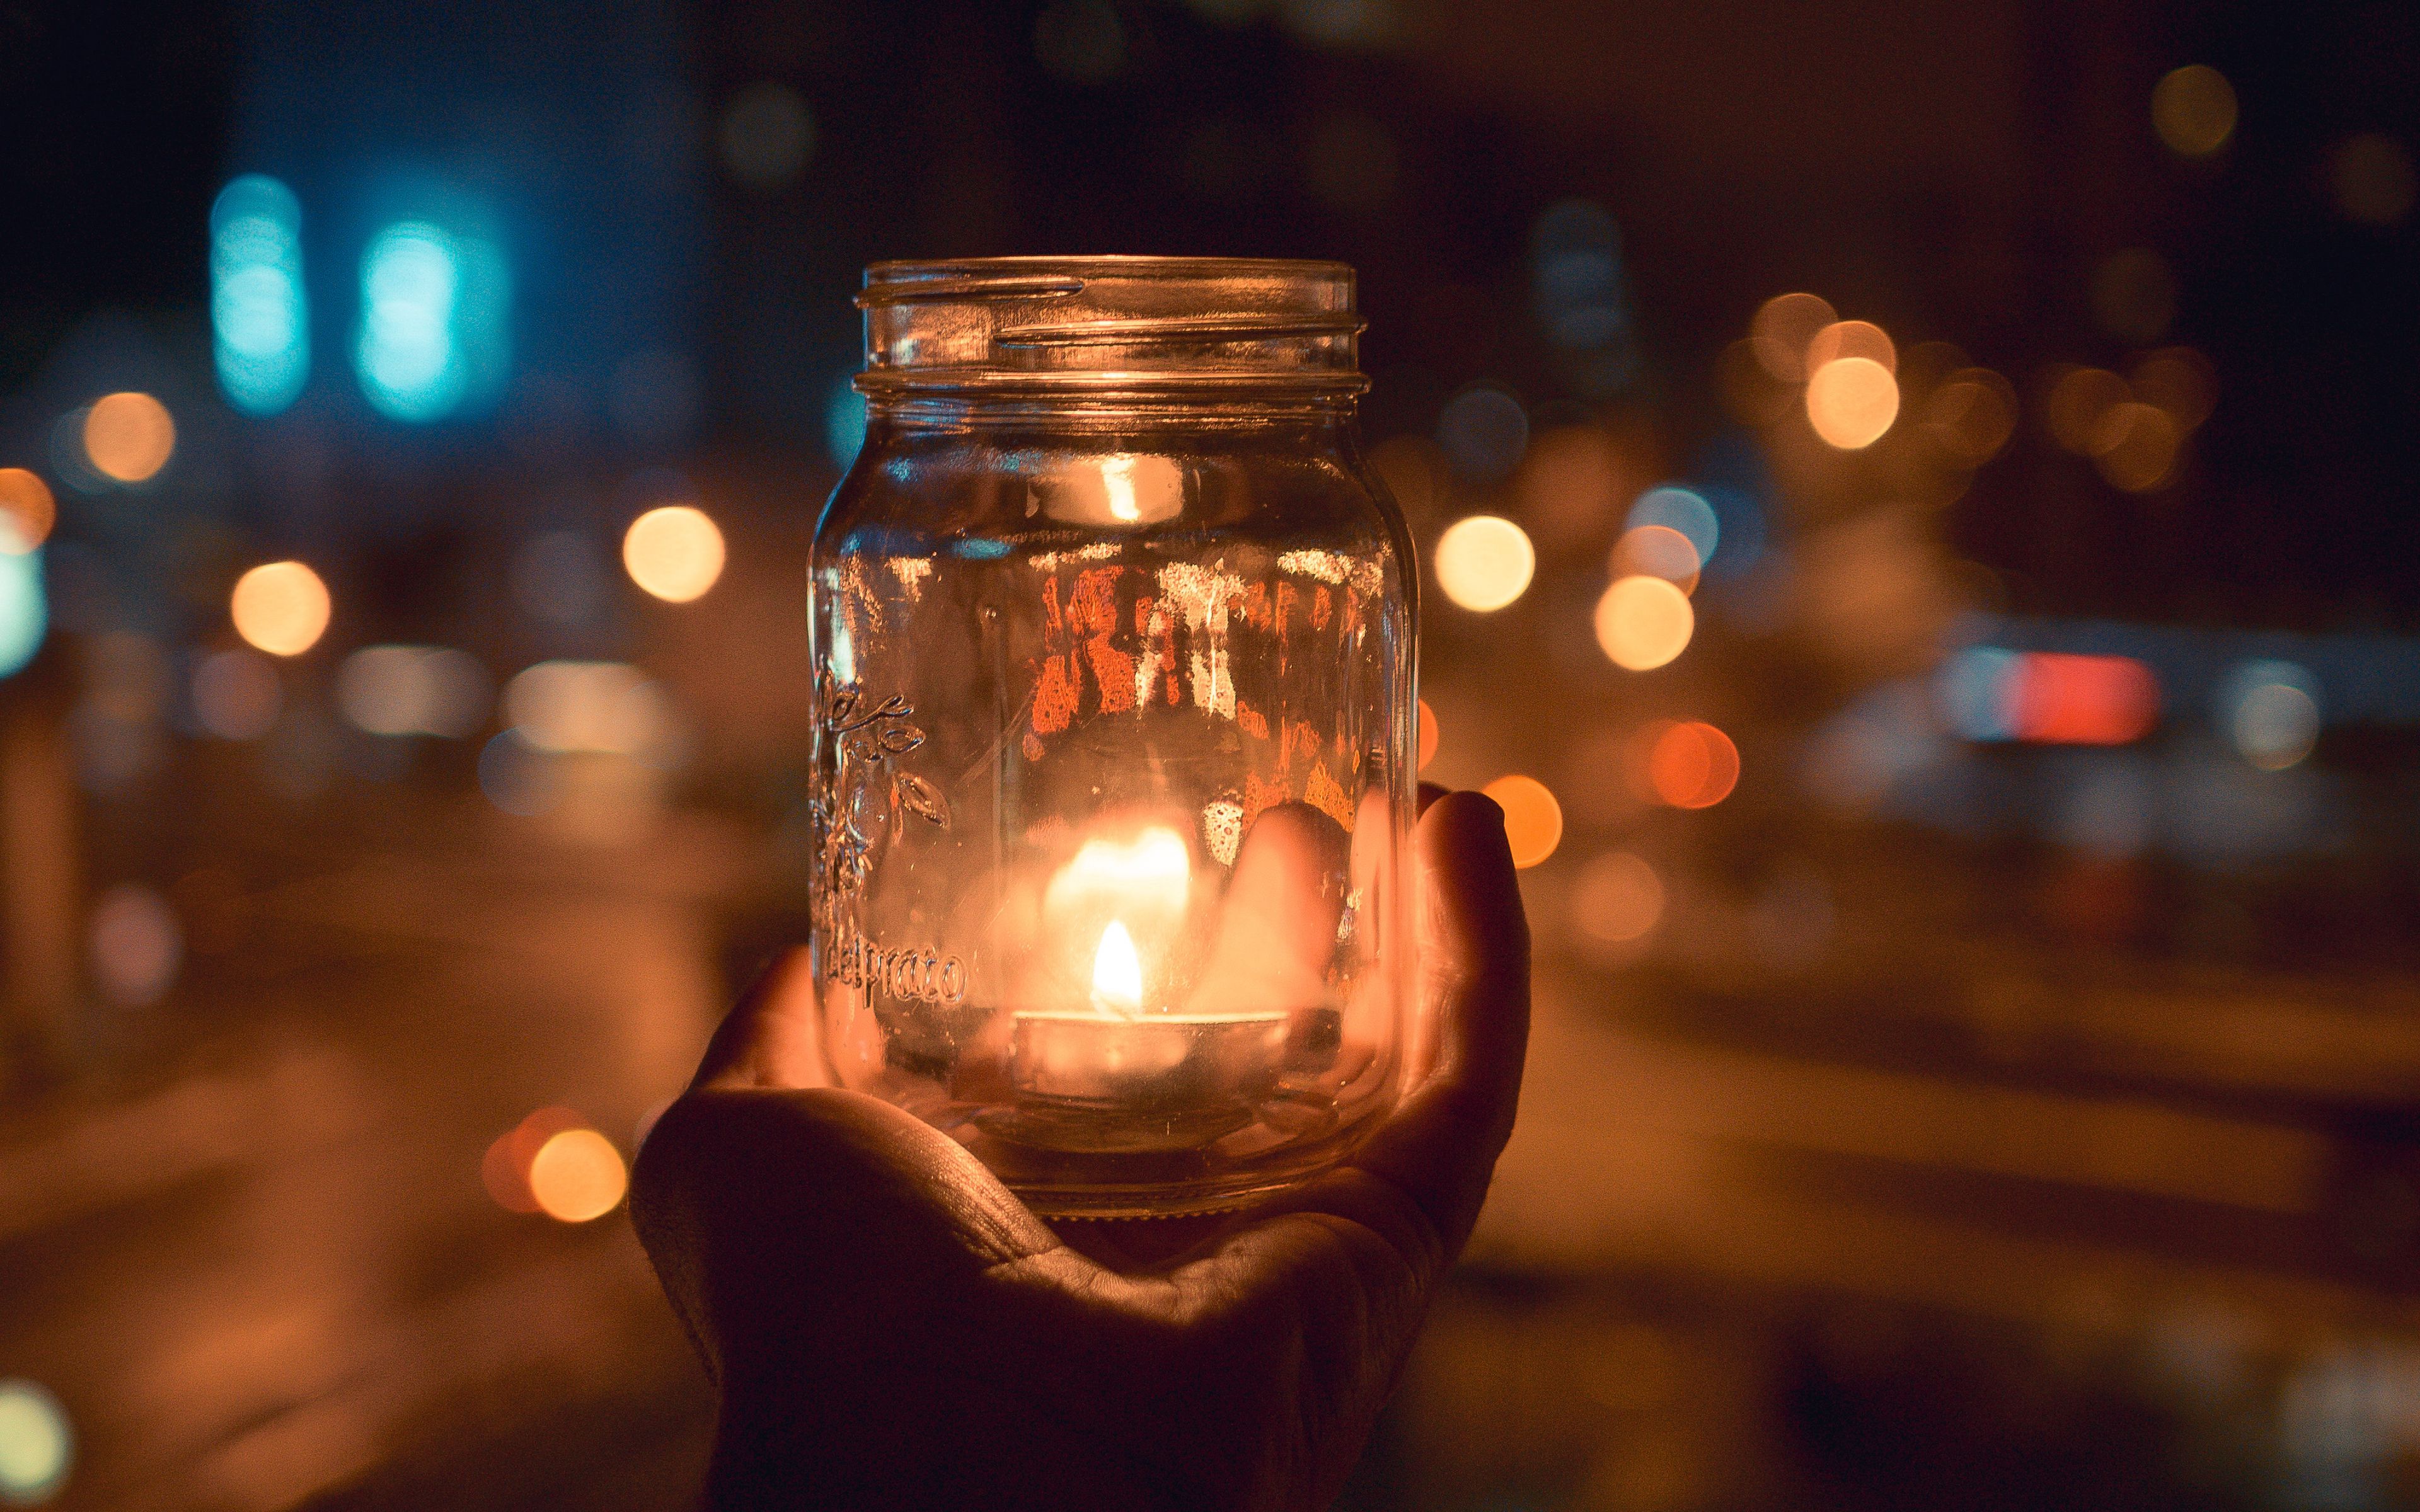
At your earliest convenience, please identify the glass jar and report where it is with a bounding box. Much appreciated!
[809,257,1417,1217]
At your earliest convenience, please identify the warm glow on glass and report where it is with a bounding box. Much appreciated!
[623,505,727,602]
[1417,697,1439,771]
[0,471,53,551]
[1595,576,1694,670]
[1482,774,1562,869]
[2153,64,2237,158]
[1434,515,1535,611]
[229,561,331,656]
[1647,721,1741,808]
[1571,850,1663,942]
[529,1128,628,1222]
[82,392,175,483]
[1805,357,1898,449]
[1749,292,1836,382]
[1092,920,1145,1016]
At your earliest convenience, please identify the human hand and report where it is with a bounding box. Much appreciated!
[630,789,1529,1511]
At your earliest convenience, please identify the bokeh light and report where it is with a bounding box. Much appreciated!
[1433,515,1536,612]
[0,524,44,680]
[2152,64,2237,158]
[2129,348,2217,432]
[1646,721,1741,808]
[1435,387,1530,483]
[81,393,175,483]
[622,505,726,603]
[2218,660,2322,770]
[718,81,815,190]
[1625,486,1719,564]
[190,650,282,740]
[0,1379,72,1504]
[1748,292,1837,382]
[1805,357,1898,449]
[89,883,182,1008]
[504,661,672,757]
[529,1128,628,1222]
[1805,319,1896,373]
[1481,774,1562,869]
[2329,133,2416,226]
[355,219,512,422]
[210,173,309,415]
[482,1106,587,1214]
[337,645,492,738]
[1595,576,1695,670]
[1570,851,1664,944]
[1417,697,1438,771]
[477,728,560,816]
[2045,367,2130,454]
[1610,525,1702,593]
[1938,648,2160,744]
[1920,369,2018,466]
[229,561,331,656]
[2091,402,2182,491]
[0,469,56,550]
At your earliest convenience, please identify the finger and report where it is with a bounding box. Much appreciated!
[691,947,833,1092]
[1267,789,1528,1280]
[1187,801,1347,1014]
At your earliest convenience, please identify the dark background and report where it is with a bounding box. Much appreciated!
[3,1,2419,1508]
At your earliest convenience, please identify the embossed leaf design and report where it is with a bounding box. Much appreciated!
[826,684,862,724]
[895,772,950,828]
[876,724,926,756]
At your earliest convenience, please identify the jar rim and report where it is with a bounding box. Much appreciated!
[857,256,1365,399]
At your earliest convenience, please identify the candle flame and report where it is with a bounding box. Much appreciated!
[1092,920,1144,1017]
[1103,455,1141,523]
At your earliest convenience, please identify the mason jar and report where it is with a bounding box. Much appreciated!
[809,257,1417,1217]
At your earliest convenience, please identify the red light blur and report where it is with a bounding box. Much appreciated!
[2012,653,2159,745]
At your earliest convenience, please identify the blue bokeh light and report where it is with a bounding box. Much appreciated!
[210,175,309,415]
[1627,486,1720,565]
[355,220,512,422]
[0,536,47,680]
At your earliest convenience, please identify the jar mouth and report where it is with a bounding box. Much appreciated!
[857,256,1367,399]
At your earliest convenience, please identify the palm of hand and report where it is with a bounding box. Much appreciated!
[633,792,1528,1511]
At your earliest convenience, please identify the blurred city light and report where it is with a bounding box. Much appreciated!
[1570,850,1664,944]
[1805,357,1899,449]
[1920,369,2019,466]
[81,392,175,483]
[2218,660,2322,770]
[1595,576,1695,670]
[1805,319,1896,373]
[503,661,671,757]
[2092,402,2182,491]
[0,1379,71,1504]
[229,561,330,656]
[2153,64,2238,158]
[1610,525,1702,593]
[1647,720,1741,808]
[190,649,282,740]
[481,1106,587,1214]
[1433,515,1535,612]
[1748,292,1836,382]
[355,220,511,422]
[1417,697,1438,771]
[1481,774,1562,869]
[476,728,560,816]
[337,645,492,738]
[2130,348,2217,431]
[89,883,182,1008]
[622,505,726,602]
[718,81,815,190]
[2044,366,2130,454]
[529,1128,628,1222]
[1435,387,1529,483]
[0,524,43,679]
[209,174,309,414]
[0,469,57,550]
[1624,486,1719,565]
[2329,132,2416,225]
[1937,648,2160,744]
